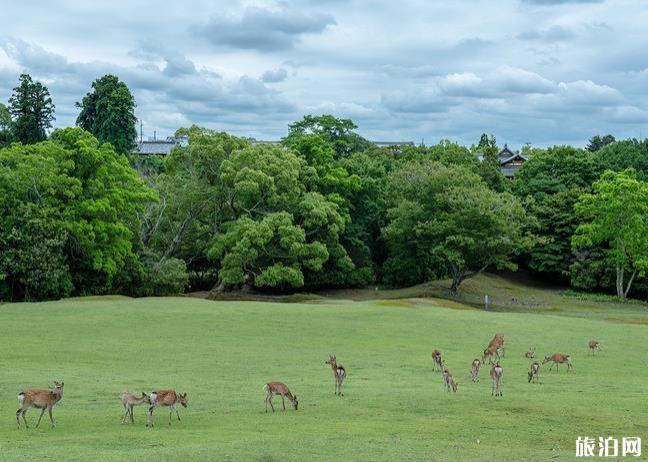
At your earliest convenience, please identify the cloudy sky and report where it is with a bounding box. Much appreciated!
[1,0,646,147]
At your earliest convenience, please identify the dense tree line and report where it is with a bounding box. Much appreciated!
[2,73,648,302]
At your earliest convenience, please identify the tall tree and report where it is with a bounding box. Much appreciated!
[8,74,55,144]
[382,160,530,293]
[76,74,137,154]
[282,114,372,158]
[476,133,507,192]
[586,134,616,152]
[0,103,12,146]
[572,169,648,300]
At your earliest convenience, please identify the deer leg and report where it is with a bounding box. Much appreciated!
[121,404,129,424]
[48,406,55,428]
[21,409,29,428]
[36,408,46,428]
[175,406,181,421]
[169,405,174,426]
[340,379,344,396]
[269,395,275,412]
[130,405,135,423]
[147,405,155,427]
[281,395,286,411]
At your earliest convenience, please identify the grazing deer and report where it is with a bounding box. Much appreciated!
[325,355,346,396]
[263,382,299,412]
[442,369,458,392]
[121,391,150,424]
[16,381,65,429]
[528,362,541,383]
[470,358,481,383]
[525,347,535,359]
[146,390,188,427]
[542,353,573,372]
[431,349,444,372]
[588,340,601,355]
[490,363,503,397]
[493,333,505,358]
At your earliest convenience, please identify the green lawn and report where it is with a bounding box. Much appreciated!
[0,290,647,461]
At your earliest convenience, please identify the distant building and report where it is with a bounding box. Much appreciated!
[475,144,528,178]
[132,136,189,156]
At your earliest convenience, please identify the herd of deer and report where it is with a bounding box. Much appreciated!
[433,335,601,397]
[14,340,601,428]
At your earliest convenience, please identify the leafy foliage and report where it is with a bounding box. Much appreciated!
[8,74,55,144]
[76,75,137,154]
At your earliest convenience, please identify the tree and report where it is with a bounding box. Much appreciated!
[0,103,12,146]
[573,169,648,300]
[595,139,648,181]
[513,146,602,280]
[76,74,137,154]
[475,134,507,192]
[586,134,616,152]
[282,114,372,158]
[382,160,530,293]
[8,74,55,144]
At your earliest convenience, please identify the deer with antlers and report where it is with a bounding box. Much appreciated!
[543,353,573,372]
[146,390,188,427]
[588,340,601,355]
[470,358,481,383]
[263,382,299,412]
[525,347,535,359]
[121,391,150,424]
[431,349,444,372]
[325,355,346,396]
[442,369,458,392]
[16,381,65,429]
[490,363,503,397]
[528,361,541,383]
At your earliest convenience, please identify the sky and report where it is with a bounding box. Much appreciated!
[1,0,647,147]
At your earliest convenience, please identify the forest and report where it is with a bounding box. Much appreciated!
[2,73,648,302]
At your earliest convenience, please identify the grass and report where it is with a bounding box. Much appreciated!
[0,275,647,461]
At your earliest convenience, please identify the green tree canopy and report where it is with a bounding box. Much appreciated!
[282,114,372,158]
[0,103,12,147]
[8,74,55,144]
[595,139,648,181]
[382,160,530,292]
[76,74,137,154]
[573,169,648,300]
[586,134,616,152]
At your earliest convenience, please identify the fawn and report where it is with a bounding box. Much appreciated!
[442,369,458,392]
[490,363,503,397]
[16,381,65,429]
[325,355,347,396]
[263,382,299,412]
[431,349,444,372]
[588,340,601,355]
[525,347,535,359]
[470,358,481,383]
[121,391,150,424]
[528,362,541,383]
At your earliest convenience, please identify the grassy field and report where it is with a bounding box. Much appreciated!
[1,276,647,461]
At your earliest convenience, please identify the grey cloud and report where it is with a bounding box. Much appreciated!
[517,25,574,42]
[261,68,288,83]
[197,8,336,51]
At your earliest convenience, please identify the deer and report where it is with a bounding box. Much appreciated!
[482,343,500,365]
[528,362,541,383]
[16,381,65,429]
[470,358,481,383]
[442,369,458,392]
[146,390,188,427]
[543,353,573,372]
[431,349,444,372]
[490,363,503,397]
[525,347,535,359]
[588,340,601,355]
[263,382,299,412]
[493,333,505,358]
[121,391,151,424]
[325,355,346,396]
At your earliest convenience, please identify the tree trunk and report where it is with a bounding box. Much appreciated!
[616,264,624,300]
[623,268,638,300]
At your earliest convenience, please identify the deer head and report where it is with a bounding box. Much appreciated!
[291,395,299,410]
[179,392,188,407]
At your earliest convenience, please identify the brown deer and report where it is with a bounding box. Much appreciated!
[325,355,346,396]
[442,369,458,392]
[146,390,188,427]
[16,381,65,429]
[490,363,503,397]
[543,353,573,372]
[431,349,444,372]
[493,333,505,358]
[121,391,150,424]
[525,347,535,359]
[588,340,601,355]
[263,382,299,412]
[528,362,541,383]
[470,358,481,383]
[482,344,499,365]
